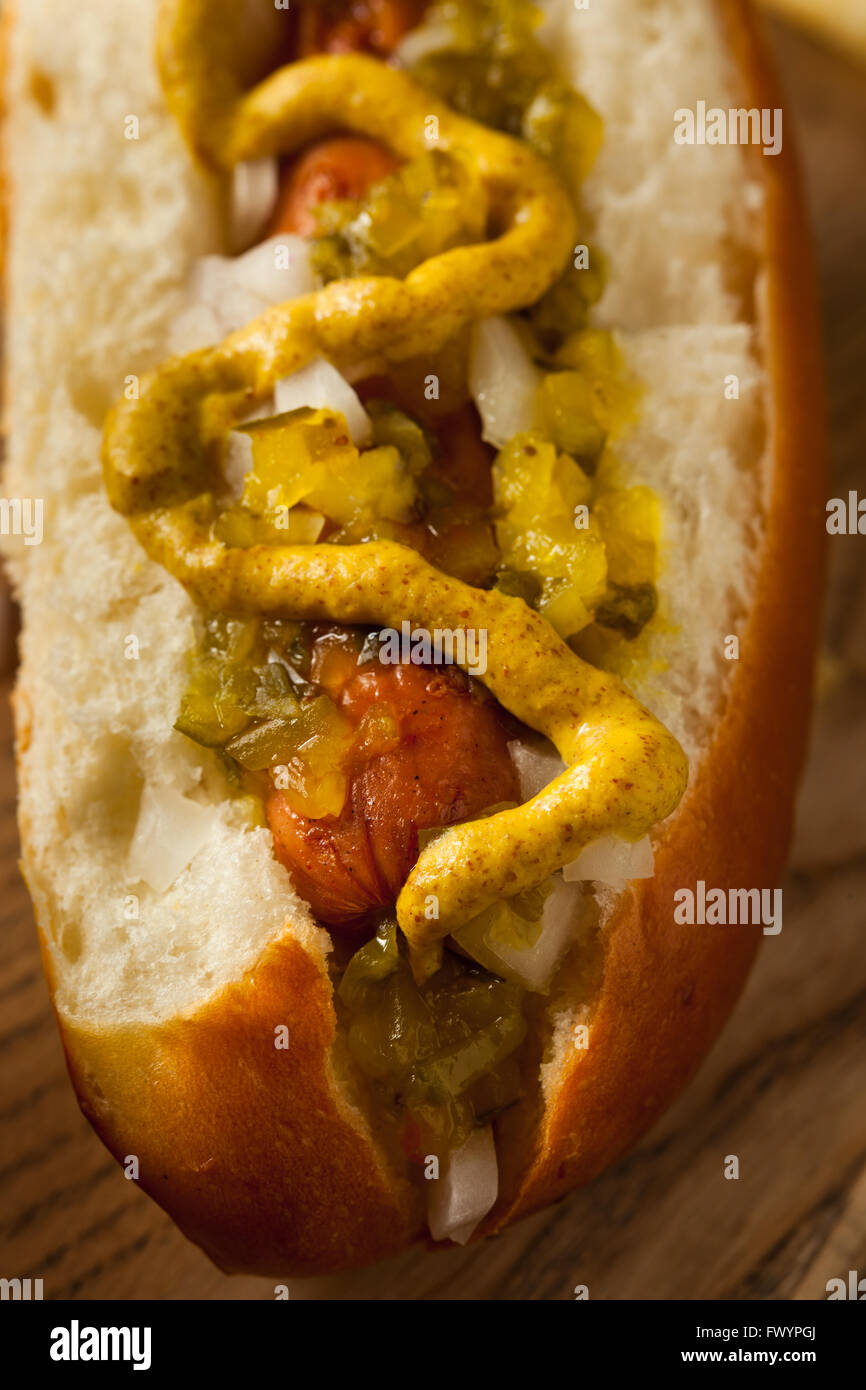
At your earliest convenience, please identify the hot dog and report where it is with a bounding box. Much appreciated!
[268,643,521,929]
[2,0,825,1276]
[268,137,402,239]
[261,104,518,937]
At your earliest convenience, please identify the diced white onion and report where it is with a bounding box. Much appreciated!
[454,875,585,994]
[178,235,316,344]
[222,398,277,496]
[563,833,655,890]
[427,1126,499,1245]
[508,738,567,800]
[128,785,220,894]
[169,234,316,353]
[185,258,268,339]
[230,157,279,253]
[228,234,316,305]
[275,357,373,446]
[469,317,541,449]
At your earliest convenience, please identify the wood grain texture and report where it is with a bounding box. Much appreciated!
[1,15,864,1300]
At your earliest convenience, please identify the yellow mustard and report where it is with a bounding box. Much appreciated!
[102,2,689,978]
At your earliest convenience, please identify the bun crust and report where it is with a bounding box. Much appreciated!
[58,934,423,1276]
[5,0,826,1277]
[488,0,827,1231]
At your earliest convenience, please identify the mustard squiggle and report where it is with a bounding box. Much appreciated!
[103,6,689,978]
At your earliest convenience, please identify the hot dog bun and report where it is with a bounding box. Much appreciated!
[2,0,825,1277]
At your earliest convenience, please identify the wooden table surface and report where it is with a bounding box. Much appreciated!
[1,17,865,1301]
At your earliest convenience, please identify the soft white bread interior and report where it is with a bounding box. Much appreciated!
[3,0,327,1025]
[1,0,816,1275]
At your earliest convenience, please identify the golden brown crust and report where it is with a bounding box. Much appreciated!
[485,0,827,1232]
[59,934,425,1277]
[10,0,827,1276]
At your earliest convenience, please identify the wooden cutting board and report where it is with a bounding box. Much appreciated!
[1,17,865,1300]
